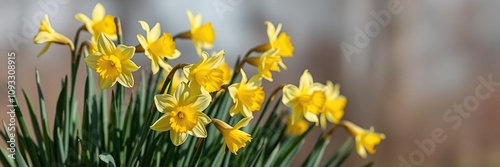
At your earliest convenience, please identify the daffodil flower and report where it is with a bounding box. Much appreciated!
[34,14,74,57]
[285,116,309,136]
[184,50,225,93]
[75,3,117,41]
[186,10,215,55]
[342,121,385,158]
[255,21,294,57]
[228,70,265,118]
[282,70,325,125]
[137,20,181,74]
[150,82,212,146]
[212,117,253,155]
[246,49,283,82]
[217,61,233,85]
[319,81,347,129]
[84,34,140,89]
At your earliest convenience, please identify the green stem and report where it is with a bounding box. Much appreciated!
[115,17,123,45]
[251,84,285,135]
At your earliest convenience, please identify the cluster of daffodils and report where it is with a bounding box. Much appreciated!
[28,3,385,166]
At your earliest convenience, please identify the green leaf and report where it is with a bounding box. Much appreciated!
[272,125,314,167]
[35,70,53,164]
[21,89,43,149]
[99,153,117,167]
[302,134,331,167]
[12,95,40,167]
[322,138,352,167]
[332,147,353,167]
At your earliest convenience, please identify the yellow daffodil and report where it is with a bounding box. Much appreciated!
[212,117,253,155]
[342,121,385,158]
[217,61,233,84]
[282,70,325,125]
[137,21,181,74]
[319,81,347,129]
[228,70,265,118]
[285,116,309,136]
[246,49,284,82]
[184,50,225,93]
[75,3,117,41]
[34,14,74,57]
[186,10,216,55]
[84,34,140,89]
[255,21,294,57]
[150,82,212,146]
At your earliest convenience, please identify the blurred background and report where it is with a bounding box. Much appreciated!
[2,0,500,166]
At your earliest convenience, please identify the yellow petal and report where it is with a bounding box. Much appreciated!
[148,22,161,42]
[37,43,51,57]
[117,71,134,88]
[282,84,299,106]
[355,137,368,159]
[84,52,101,70]
[170,132,188,146]
[97,33,116,55]
[174,82,188,102]
[98,77,116,90]
[188,94,211,112]
[151,59,160,74]
[75,13,92,27]
[233,116,253,130]
[303,112,319,125]
[150,114,171,132]
[191,121,208,138]
[197,111,211,125]
[299,70,313,91]
[138,20,150,32]
[154,94,177,113]
[92,3,106,21]
[122,60,140,72]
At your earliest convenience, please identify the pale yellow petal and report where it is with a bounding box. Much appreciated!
[299,70,313,90]
[356,136,368,159]
[149,22,161,42]
[239,69,248,84]
[304,112,319,125]
[137,34,148,49]
[138,20,150,33]
[234,116,253,130]
[197,111,212,125]
[98,77,116,90]
[228,85,238,103]
[154,94,177,113]
[265,21,276,41]
[170,132,188,146]
[37,43,51,57]
[116,45,135,61]
[75,13,92,26]
[117,71,134,88]
[151,59,160,74]
[122,60,140,72]
[189,94,211,112]
[97,33,116,55]
[282,84,299,106]
[150,114,171,132]
[191,121,208,138]
[174,82,188,102]
[92,3,106,21]
[84,53,102,70]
